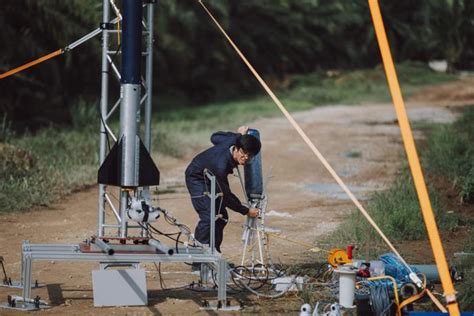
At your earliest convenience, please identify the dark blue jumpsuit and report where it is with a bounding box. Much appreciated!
[185,132,249,252]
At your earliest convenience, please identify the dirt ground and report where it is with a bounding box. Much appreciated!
[0,77,472,315]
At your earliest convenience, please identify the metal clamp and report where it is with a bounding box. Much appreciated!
[100,22,114,30]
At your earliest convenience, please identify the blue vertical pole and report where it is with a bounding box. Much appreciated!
[119,0,143,237]
[244,129,263,201]
[121,0,142,85]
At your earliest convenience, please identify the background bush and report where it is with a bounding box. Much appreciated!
[1,0,473,131]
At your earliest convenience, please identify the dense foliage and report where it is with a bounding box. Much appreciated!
[1,0,473,130]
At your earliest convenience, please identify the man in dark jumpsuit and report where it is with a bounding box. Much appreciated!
[185,126,260,252]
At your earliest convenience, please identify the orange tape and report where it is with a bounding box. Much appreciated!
[399,275,427,311]
[0,49,64,80]
[367,1,459,314]
[426,289,448,313]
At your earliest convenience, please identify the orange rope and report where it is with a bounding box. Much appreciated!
[197,0,415,279]
[0,49,64,80]
[426,289,448,313]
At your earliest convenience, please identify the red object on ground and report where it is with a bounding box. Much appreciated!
[347,244,354,259]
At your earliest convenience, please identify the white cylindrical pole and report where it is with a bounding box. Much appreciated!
[336,268,356,308]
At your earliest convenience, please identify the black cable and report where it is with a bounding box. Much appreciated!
[156,262,167,290]
[251,264,269,290]
[147,223,180,237]
[1,260,8,283]
[110,43,121,66]
[230,265,271,291]
[175,232,182,254]
[152,262,192,292]
[99,113,112,151]
[138,223,183,247]
[230,266,252,290]
[362,280,392,316]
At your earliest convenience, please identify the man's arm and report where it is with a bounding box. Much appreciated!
[216,175,249,215]
[210,131,239,146]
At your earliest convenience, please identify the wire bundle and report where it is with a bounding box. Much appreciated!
[355,279,395,316]
[138,206,201,255]
[367,280,393,315]
[229,264,297,298]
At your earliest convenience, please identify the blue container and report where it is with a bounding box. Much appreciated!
[244,129,263,201]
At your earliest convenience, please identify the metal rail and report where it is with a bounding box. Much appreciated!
[15,241,227,310]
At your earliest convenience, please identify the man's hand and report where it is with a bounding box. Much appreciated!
[247,208,259,218]
[237,125,249,135]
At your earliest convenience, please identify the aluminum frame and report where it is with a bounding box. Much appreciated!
[98,0,156,238]
[1,1,234,311]
[14,241,227,310]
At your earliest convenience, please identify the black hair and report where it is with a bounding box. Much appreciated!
[235,134,261,156]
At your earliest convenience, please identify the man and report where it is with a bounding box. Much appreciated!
[185,126,260,252]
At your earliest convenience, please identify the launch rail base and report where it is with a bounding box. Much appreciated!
[0,240,230,311]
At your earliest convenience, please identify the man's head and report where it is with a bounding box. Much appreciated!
[233,134,261,165]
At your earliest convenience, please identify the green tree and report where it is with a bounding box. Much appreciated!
[0,0,101,129]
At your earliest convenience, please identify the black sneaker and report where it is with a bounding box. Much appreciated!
[191,263,201,274]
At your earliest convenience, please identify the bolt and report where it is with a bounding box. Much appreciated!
[34,296,41,309]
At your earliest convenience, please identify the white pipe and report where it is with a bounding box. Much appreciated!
[335,268,356,308]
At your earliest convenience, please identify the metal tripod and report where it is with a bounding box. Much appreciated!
[240,196,269,269]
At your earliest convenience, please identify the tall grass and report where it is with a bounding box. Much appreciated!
[0,114,15,143]
[456,233,474,310]
[1,128,98,211]
[1,102,99,212]
[420,106,474,309]
[422,106,474,203]
[329,174,458,256]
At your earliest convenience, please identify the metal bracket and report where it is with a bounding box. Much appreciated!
[100,22,114,30]
[200,299,241,311]
[0,295,50,311]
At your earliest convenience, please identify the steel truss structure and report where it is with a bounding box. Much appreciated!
[98,0,154,238]
[1,0,233,311]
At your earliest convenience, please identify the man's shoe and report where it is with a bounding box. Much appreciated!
[191,263,201,275]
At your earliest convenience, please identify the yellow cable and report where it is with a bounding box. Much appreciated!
[0,49,64,80]
[197,0,413,276]
[368,1,459,314]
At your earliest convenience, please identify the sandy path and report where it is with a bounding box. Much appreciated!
[0,101,458,315]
